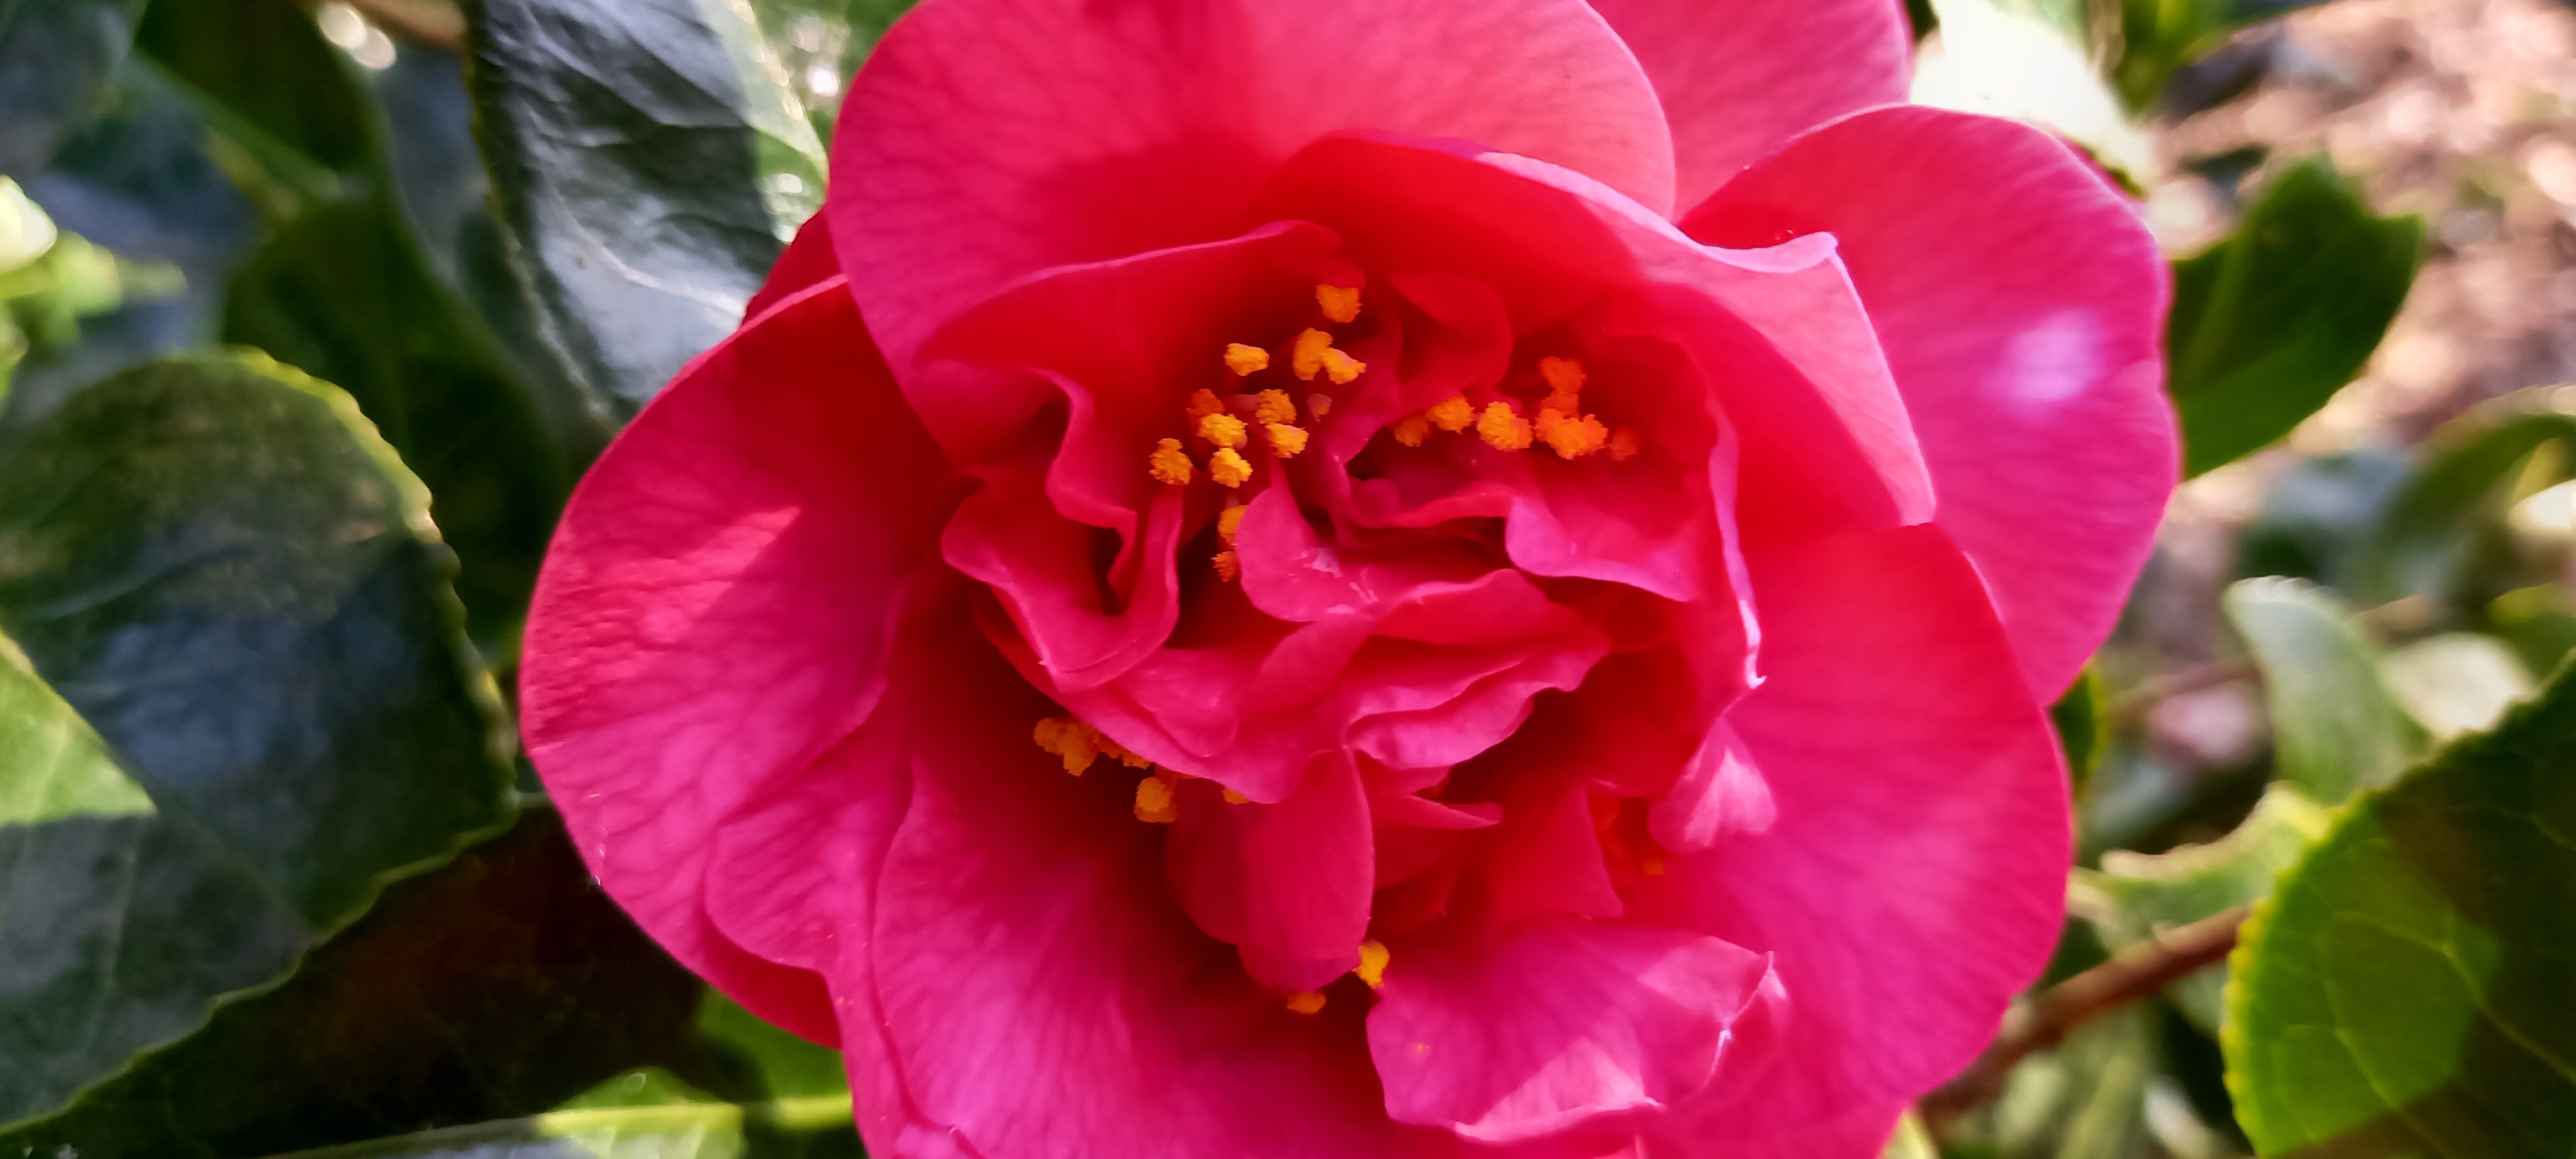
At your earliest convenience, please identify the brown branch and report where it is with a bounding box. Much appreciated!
[1919,905,2249,1128]
[343,0,466,53]
[2107,660,2259,724]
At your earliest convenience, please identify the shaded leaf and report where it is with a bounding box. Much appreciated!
[2490,584,2576,680]
[134,0,372,200]
[695,994,848,1104]
[2115,0,2339,109]
[2168,158,2421,478]
[2224,661,2576,1156]
[2072,783,2333,1031]
[2223,576,2427,803]
[2052,665,2108,792]
[0,352,513,1126]
[2349,389,2576,605]
[0,809,712,1156]
[465,0,826,420]
[0,0,148,175]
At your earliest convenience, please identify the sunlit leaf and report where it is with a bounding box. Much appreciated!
[2222,577,2427,802]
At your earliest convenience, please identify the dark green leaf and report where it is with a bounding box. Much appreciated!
[133,0,373,200]
[222,197,570,638]
[0,352,513,1126]
[0,0,148,175]
[696,994,848,1104]
[2349,391,2576,605]
[0,809,713,1156]
[465,0,826,420]
[2052,665,2107,791]
[2222,577,2427,803]
[2490,584,2576,680]
[2223,660,2576,1156]
[2232,448,2409,589]
[2168,158,2421,478]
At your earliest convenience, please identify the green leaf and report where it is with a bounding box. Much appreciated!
[2168,158,2422,478]
[2349,390,2576,605]
[0,635,149,826]
[696,994,849,1104]
[133,0,374,202]
[2223,576,2428,803]
[2380,632,2535,742]
[2072,783,2333,1031]
[465,0,826,421]
[2052,665,2108,791]
[0,0,149,174]
[2115,0,2340,108]
[2490,584,2576,681]
[0,809,715,1156]
[2223,659,2576,1156]
[0,351,514,1127]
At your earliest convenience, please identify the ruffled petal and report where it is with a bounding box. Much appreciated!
[1166,753,1376,992]
[1633,524,2069,1133]
[520,277,951,1041]
[831,0,1674,370]
[1368,919,1777,1143]
[1683,106,2175,696]
[1587,0,1911,210]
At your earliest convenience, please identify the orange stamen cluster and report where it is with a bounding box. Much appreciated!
[1386,356,1643,462]
[1032,717,1150,776]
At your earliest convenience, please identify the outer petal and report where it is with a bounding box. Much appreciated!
[1368,919,1776,1144]
[1683,106,2175,697]
[1587,0,1912,211]
[745,211,843,319]
[830,0,1675,370]
[519,277,952,1042]
[1634,525,2069,1138]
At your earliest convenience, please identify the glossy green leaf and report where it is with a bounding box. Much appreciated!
[0,809,712,1156]
[2224,661,2576,1156]
[0,0,149,174]
[2223,577,2427,803]
[2349,390,2576,605]
[0,352,513,1126]
[2072,784,2333,1031]
[465,0,826,420]
[2168,158,2422,478]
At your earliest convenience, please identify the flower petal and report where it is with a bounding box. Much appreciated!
[520,276,953,1042]
[1683,106,2175,697]
[1368,918,1777,1143]
[745,211,843,320]
[829,0,1674,370]
[1634,524,2069,1132]
[1587,0,1912,211]
[1166,753,1374,991]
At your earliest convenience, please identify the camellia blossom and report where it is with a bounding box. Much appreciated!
[520,0,2175,1154]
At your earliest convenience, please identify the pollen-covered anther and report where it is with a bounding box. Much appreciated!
[1209,448,1253,488]
[1211,550,1241,582]
[1197,411,1249,449]
[1537,356,1586,408]
[1535,408,1609,460]
[1224,343,1271,376]
[1285,991,1327,1015]
[1306,393,1333,419]
[1390,415,1430,447]
[1253,389,1298,426]
[1425,395,1473,433]
[1265,422,1309,458]
[1316,283,1361,324]
[1217,504,1247,547]
[1186,388,1226,422]
[1477,401,1534,451]
[1356,939,1390,989]
[1609,427,1643,462]
[1033,716,1106,775]
[1319,348,1365,385]
[1222,788,1250,804]
[1135,772,1180,824]
[1148,437,1193,485]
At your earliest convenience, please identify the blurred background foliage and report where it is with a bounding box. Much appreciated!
[0,0,2567,1155]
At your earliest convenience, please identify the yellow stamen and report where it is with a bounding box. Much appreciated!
[1537,356,1586,401]
[1307,394,1333,419]
[1285,991,1327,1015]
[1211,549,1240,582]
[1253,388,1297,426]
[1033,716,1101,775]
[1390,415,1430,447]
[1534,408,1609,460]
[1197,411,1248,449]
[1186,388,1226,422]
[1224,343,1271,376]
[1356,940,1390,989]
[1223,788,1250,804]
[1609,427,1642,462]
[1209,448,1253,488]
[1148,437,1193,485]
[1217,504,1247,547]
[1316,283,1361,324]
[1290,328,1334,381]
[1477,401,1533,451]
[1319,348,1366,385]
[1425,395,1474,433]
[1135,773,1180,824]
[1265,422,1309,458]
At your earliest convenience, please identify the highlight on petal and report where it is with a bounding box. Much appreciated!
[829,0,1674,370]
[1683,106,2176,697]
[1368,918,1778,1142]
[519,276,951,1042]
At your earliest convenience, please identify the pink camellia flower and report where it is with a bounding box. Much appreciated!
[520,0,2176,1154]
